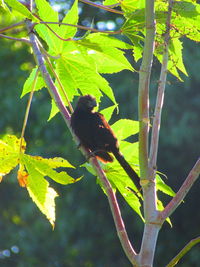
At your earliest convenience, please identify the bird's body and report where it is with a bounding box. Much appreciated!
[71,95,140,190]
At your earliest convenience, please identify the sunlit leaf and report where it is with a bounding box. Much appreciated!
[21,67,45,97]
[111,119,139,141]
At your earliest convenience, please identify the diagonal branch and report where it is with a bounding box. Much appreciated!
[25,19,138,266]
[0,34,31,44]
[159,158,200,223]
[166,236,200,267]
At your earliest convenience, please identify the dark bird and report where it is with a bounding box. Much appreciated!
[71,94,140,191]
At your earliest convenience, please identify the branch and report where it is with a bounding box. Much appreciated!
[159,158,200,223]
[34,21,121,37]
[0,21,24,33]
[137,0,158,265]
[79,0,123,15]
[166,236,200,267]
[149,0,173,179]
[0,34,31,44]
[138,0,155,182]
[25,19,138,266]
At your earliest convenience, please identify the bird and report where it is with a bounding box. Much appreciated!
[71,94,140,191]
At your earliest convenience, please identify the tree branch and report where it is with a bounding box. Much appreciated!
[166,236,200,267]
[0,21,24,33]
[79,0,123,15]
[149,0,173,180]
[25,19,138,266]
[138,0,155,183]
[159,158,200,223]
[0,34,31,44]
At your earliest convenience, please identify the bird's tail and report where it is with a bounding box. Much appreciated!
[112,150,140,191]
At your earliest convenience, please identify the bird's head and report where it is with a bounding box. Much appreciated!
[76,95,97,111]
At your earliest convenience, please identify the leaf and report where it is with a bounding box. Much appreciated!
[111,119,139,141]
[60,0,78,40]
[0,134,79,226]
[119,141,139,164]
[100,104,118,122]
[156,175,175,197]
[78,33,134,73]
[22,154,77,185]
[105,164,143,219]
[34,0,61,54]
[157,199,172,226]
[171,1,200,42]
[0,135,24,179]
[83,161,142,219]
[23,155,58,227]
[21,67,46,97]
[155,37,188,80]
[121,0,145,13]
[49,50,117,119]
[4,0,32,18]
[17,164,28,187]
[169,38,188,78]
[133,42,143,62]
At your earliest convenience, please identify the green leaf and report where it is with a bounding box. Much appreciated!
[0,135,24,179]
[111,119,139,141]
[156,175,175,197]
[34,0,61,54]
[21,67,46,97]
[121,0,145,13]
[83,161,142,219]
[22,154,77,185]
[171,1,200,42]
[4,0,32,18]
[157,199,172,226]
[23,155,58,227]
[100,104,118,122]
[105,164,143,219]
[119,141,139,165]
[133,42,143,62]
[169,38,188,77]
[78,33,134,73]
[103,0,118,5]
[49,50,117,119]
[60,0,78,40]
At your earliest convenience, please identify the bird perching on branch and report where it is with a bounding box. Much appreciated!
[71,94,140,192]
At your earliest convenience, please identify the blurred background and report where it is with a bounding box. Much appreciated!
[0,1,200,266]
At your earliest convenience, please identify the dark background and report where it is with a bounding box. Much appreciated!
[0,1,200,266]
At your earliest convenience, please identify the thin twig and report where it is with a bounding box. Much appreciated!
[0,21,25,33]
[34,21,122,37]
[166,236,200,267]
[0,34,31,44]
[20,68,39,153]
[159,158,200,223]
[149,0,173,180]
[25,19,138,265]
[79,0,123,14]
